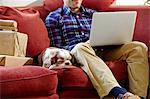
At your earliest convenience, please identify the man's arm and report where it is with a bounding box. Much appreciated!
[45,12,63,48]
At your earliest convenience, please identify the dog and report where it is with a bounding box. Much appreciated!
[38,47,73,69]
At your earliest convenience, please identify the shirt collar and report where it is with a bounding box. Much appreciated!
[63,5,87,15]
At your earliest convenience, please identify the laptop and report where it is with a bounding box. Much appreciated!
[89,11,137,46]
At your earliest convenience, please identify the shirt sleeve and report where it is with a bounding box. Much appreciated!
[45,12,63,48]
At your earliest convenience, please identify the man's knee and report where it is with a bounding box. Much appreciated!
[127,41,148,52]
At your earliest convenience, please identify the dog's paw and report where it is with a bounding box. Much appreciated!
[49,64,57,69]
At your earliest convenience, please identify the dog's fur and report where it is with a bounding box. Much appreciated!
[38,47,76,69]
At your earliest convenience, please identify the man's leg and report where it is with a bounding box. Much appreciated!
[102,41,149,97]
[71,42,121,98]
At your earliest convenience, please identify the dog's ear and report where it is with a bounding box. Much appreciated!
[38,53,43,66]
[38,49,46,66]
[70,54,81,67]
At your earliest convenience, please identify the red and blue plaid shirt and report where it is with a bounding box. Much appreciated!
[45,6,95,51]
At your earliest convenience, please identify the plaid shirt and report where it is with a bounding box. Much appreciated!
[45,6,95,51]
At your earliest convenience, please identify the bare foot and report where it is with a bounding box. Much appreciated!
[118,92,141,99]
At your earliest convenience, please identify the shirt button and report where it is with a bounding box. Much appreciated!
[76,15,79,18]
[82,32,84,35]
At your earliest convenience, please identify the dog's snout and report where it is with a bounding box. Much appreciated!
[65,62,70,65]
[64,60,72,65]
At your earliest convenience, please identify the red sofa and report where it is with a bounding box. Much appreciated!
[0,0,150,99]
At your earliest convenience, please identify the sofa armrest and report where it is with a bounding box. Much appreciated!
[106,5,150,57]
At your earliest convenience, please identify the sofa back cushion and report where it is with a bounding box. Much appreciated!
[0,7,50,57]
[44,0,115,12]
[32,6,50,21]
[82,0,115,11]
[44,0,63,12]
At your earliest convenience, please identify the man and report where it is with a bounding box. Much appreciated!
[45,0,149,98]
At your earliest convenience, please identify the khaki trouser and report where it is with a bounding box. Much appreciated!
[71,41,149,98]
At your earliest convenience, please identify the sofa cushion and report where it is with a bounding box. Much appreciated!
[24,94,59,99]
[44,0,63,12]
[0,6,50,57]
[52,66,94,89]
[0,66,58,98]
[59,88,99,99]
[32,6,50,21]
[105,60,128,82]
[52,60,128,89]
[82,0,115,11]
[44,0,115,12]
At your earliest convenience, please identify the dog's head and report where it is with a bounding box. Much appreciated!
[42,48,72,69]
